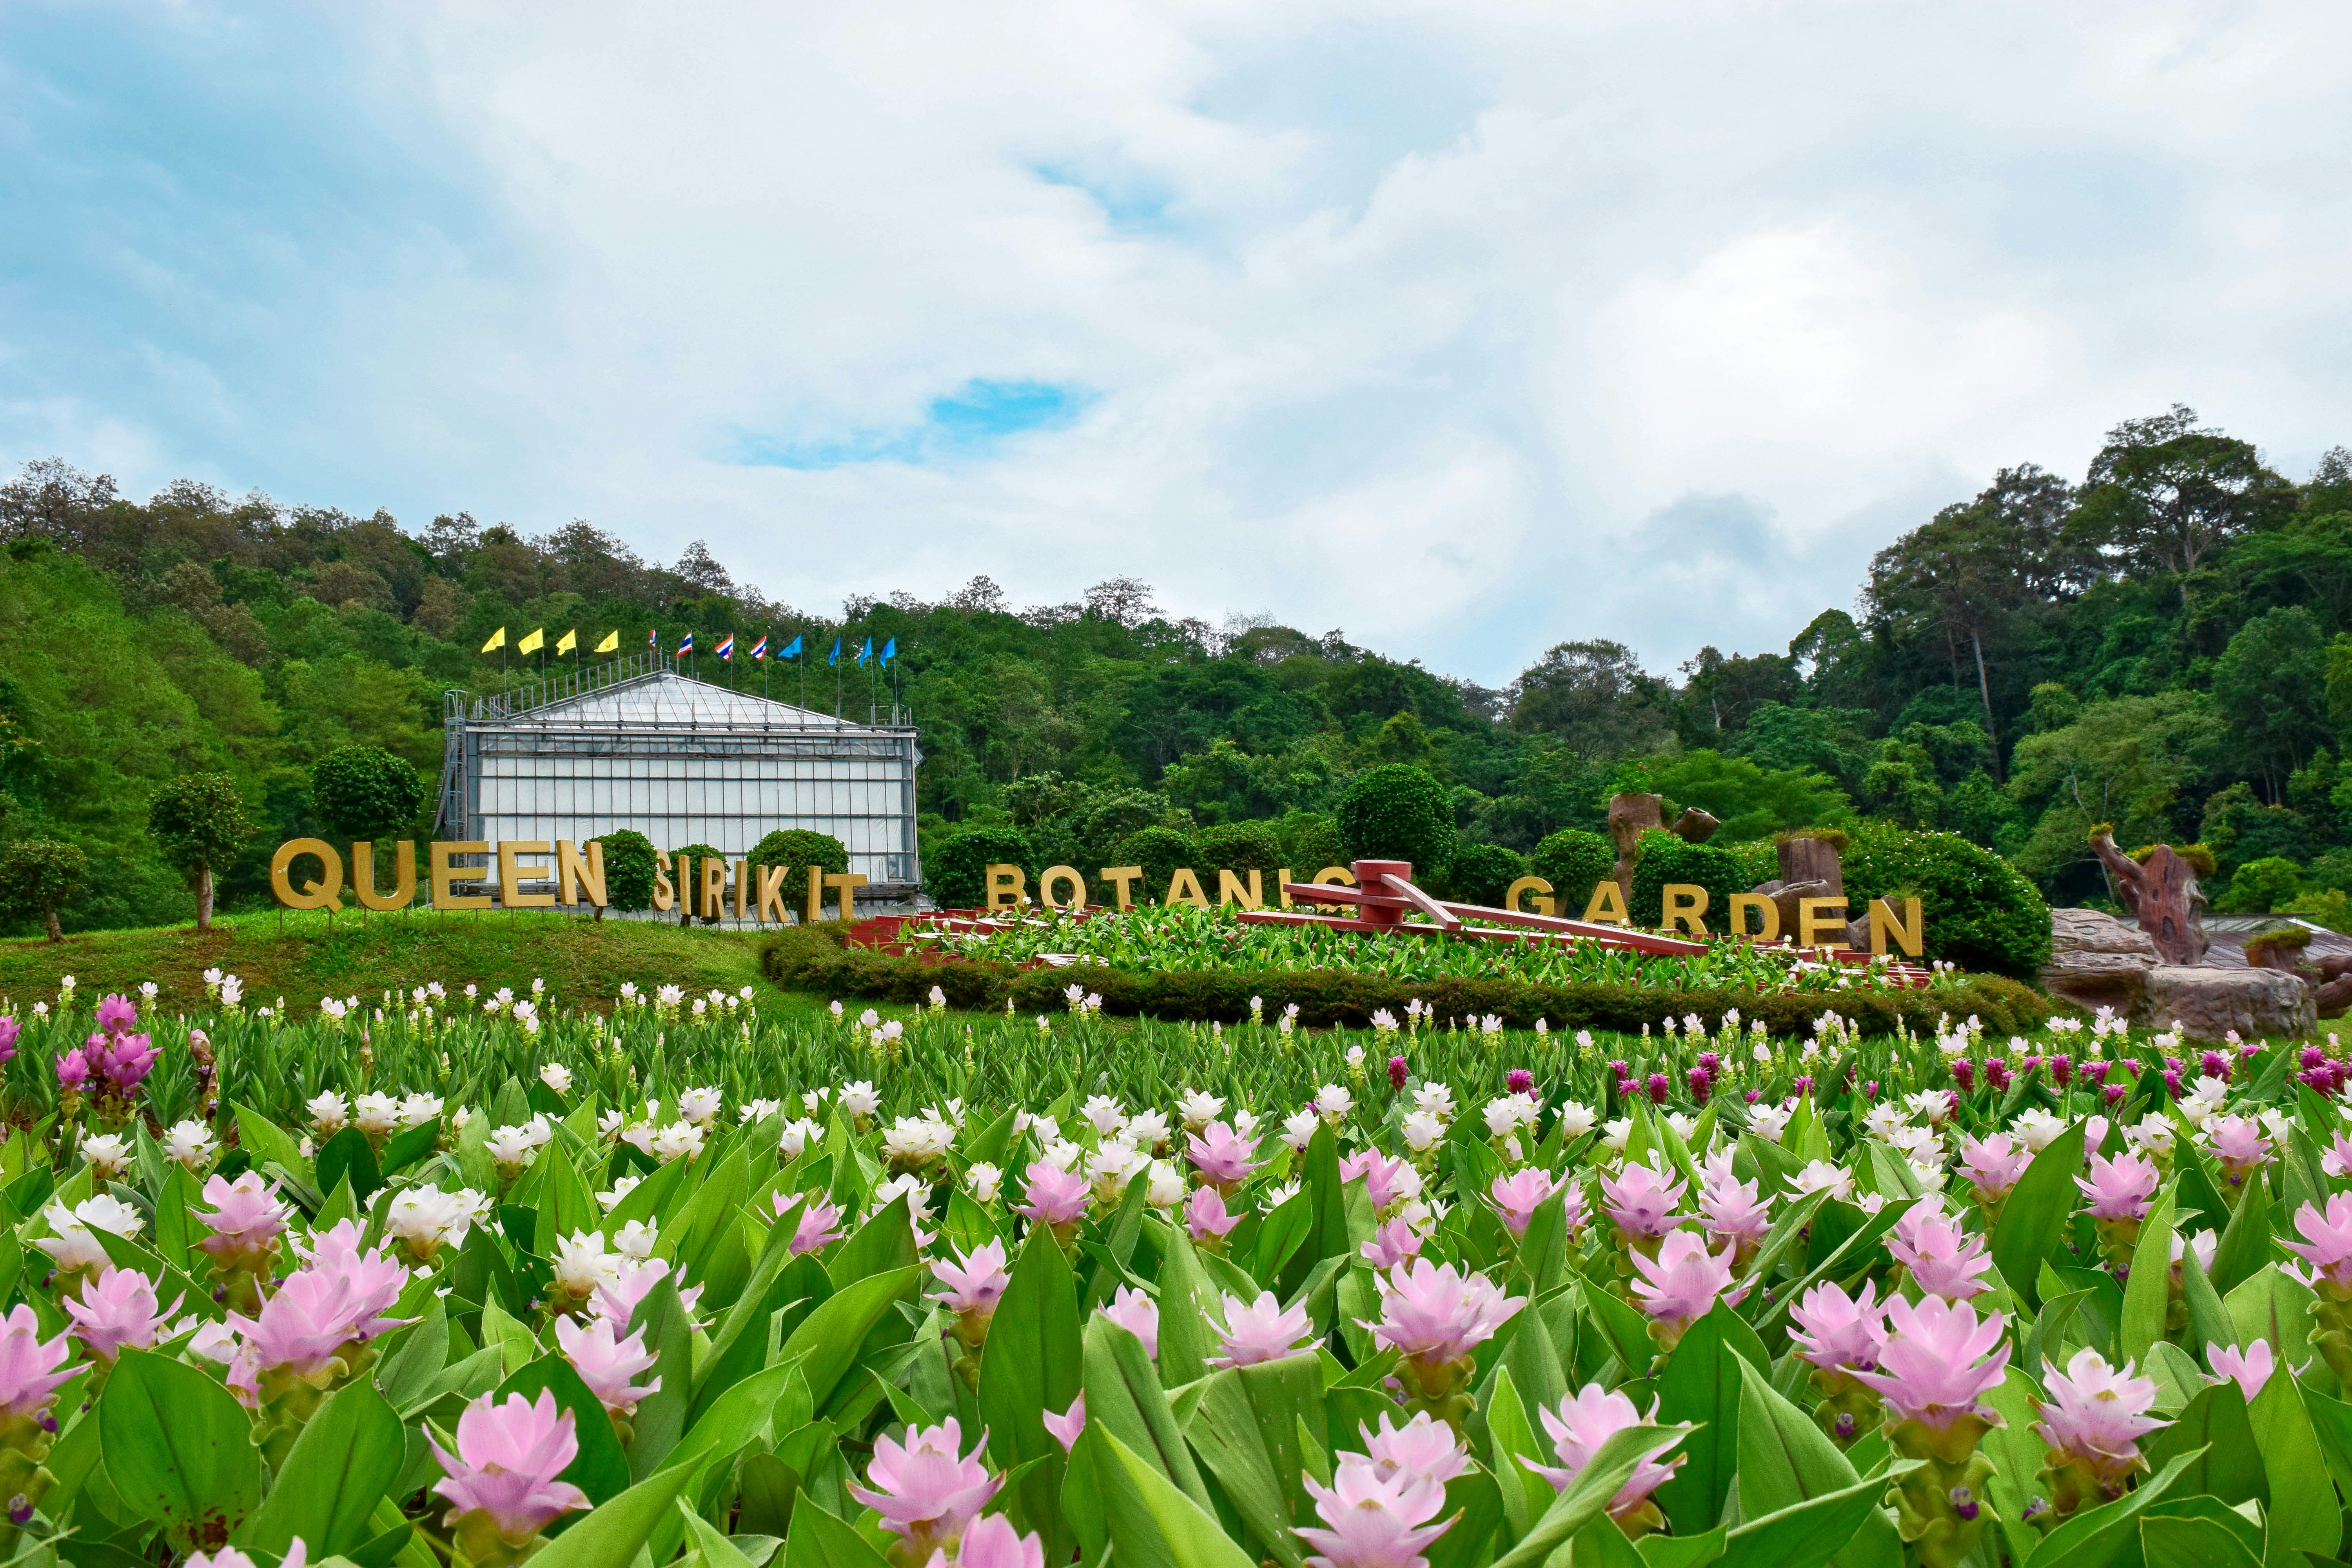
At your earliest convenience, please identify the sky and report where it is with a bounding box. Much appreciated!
[2,2,2348,687]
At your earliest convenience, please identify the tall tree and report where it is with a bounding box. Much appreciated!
[2072,405,2297,597]
[1507,640,1673,760]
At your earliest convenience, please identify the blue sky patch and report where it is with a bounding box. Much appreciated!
[728,379,1093,470]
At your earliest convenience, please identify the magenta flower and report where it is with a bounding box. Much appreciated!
[1015,1161,1091,1228]
[2076,1151,2159,1222]
[94,995,138,1036]
[2287,1193,2352,1292]
[1522,1386,1684,1523]
[1359,1151,1418,1212]
[1488,1169,1565,1238]
[1296,1455,1454,1568]
[2033,1348,2163,1488]
[1099,1285,1160,1359]
[930,1240,1011,1318]
[954,1514,1045,1568]
[1956,1133,2031,1203]
[1789,1281,1887,1374]
[1043,1393,1085,1452]
[776,1193,846,1255]
[1849,1296,2010,1433]
[428,1390,591,1546]
[1211,1290,1312,1368]
[1599,1162,1688,1241]
[1368,1260,1523,1370]
[0,1304,76,1418]
[55,1048,89,1091]
[2207,1340,2274,1402]
[845,1418,1001,1564]
[553,1315,661,1418]
[1359,1411,1472,1488]
[1184,1187,1244,1245]
[0,1016,18,1062]
[1887,1210,1993,1302]
[1360,1218,1424,1271]
[1697,1176,1773,1261]
[62,1266,179,1363]
[195,1172,292,1264]
[94,1033,156,1093]
[1388,1056,1409,1090]
[2208,1115,2271,1187]
[1185,1122,1261,1189]
[1628,1231,1744,1339]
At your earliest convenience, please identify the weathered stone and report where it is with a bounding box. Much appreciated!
[2041,908,2160,1015]
[2134,964,2314,1043]
[1778,835,1845,899]
[1750,878,1834,944]
[1669,808,1720,844]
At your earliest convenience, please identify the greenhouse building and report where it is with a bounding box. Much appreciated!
[436,653,922,903]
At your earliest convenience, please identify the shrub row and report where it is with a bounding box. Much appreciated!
[760,924,2051,1036]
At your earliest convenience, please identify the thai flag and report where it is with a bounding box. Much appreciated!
[678,630,694,655]
[716,633,735,661]
[750,635,768,661]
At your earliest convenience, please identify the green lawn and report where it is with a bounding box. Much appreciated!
[0,907,914,1019]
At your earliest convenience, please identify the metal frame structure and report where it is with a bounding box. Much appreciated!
[437,652,922,898]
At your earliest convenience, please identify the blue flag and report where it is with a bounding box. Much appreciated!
[780,635,803,660]
[856,638,872,667]
[880,637,897,666]
[828,636,841,666]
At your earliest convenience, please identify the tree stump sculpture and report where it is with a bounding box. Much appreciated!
[1606,793,1664,902]
[2087,829,2208,966]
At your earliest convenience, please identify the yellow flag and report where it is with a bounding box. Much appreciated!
[557,629,577,655]
[481,626,506,652]
[517,627,545,654]
[593,630,619,654]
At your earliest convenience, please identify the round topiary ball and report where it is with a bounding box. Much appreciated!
[590,829,659,915]
[1840,822,2051,978]
[1335,764,1454,878]
[1114,825,1198,903]
[1195,821,1283,873]
[311,744,428,841]
[751,828,850,878]
[1445,842,1528,906]
[1527,829,1616,911]
[928,826,1034,909]
[1628,831,1750,928]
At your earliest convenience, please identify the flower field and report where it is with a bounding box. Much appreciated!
[0,970,2348,1568]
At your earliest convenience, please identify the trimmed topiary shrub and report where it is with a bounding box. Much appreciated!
[591,829,659,918]
[1628,829,1750,927]
[1840,822,2052,979]
[1115,825,1198,903]
[674,842,724,923]
[1336,764,1454,877]
[1279,814,1345,873]
[929,826,1034,909]
[148,771,254,933]
[1528,829,1615,909]
[0,837,89,942]
[1446,842,1527,907]
[1196,822,1284,874]
[751,828,850,877]
[2218,856,2301,915]
[311,744,429,841]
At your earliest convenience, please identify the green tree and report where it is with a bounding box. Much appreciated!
[1627,831,1748,928]
[1444,842,1526,907]
[750,828,850,877]
[1195,821,1282,874]
[1113,825,1196,902]
[929,826,1034,909]
[1527,829,1614,911]
[2006,691,2226,892]
[147,773,254,932]
[590,829,658,920]
[1334,764,1453,875]
[2218,856,2301,914]
[674,842,723,924]
[2211,606,2330,795]
[2072,404,2298,600]
[1506,640,1674,759]
[1842,822,2051,978]
[0,837,88,942]
[310,744,429,841]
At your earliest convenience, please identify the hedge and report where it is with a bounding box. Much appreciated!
[760,924,2051,1036]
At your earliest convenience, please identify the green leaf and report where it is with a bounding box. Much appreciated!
[314,1126,382,1207]
[1734,1356,1856,1517]
[2209,1165,2272,1297]
[663,1360,803,1481]
[526,1466,697,1568]
[978,1228,1085,1472]
[2122,1185,2179,1365]
[826,1193,916,1289]
[1183,1367,1308,1568]
[498,1356,634,1505]
[234,1380,405,1556]
[626,1272,697,1480]
[2247,1366,2341,1568]
[234,1102,312,1180]
[2226,1266,2318,1365]
[1490,1423,1686,1568]
[1980,1367,2051,1568]
[2141,1381,2267,1506]
[1422,1468,1506,1568]
[98,1347,263,1550]
[533,1145,599,1258]
[1653,1300,1749,1532]
[1992,1119,2088,1310]
[1485,1366,1557,1541]
[776,1264,923,1414]
[1715,1466,1911,1568]
[678,1501,762,1568]
[1083,1315,1212,1507]
[2023,1446,2203,1568]
[1577,1267,1657,1377]
[1154,1231,1220,1390]
[1095,1429,1259,1568]
[2140,1511,2263,1568]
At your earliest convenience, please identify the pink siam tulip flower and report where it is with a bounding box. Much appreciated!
[428,1390,592,1548]
[0,1304,76,1418]
[2076,1151,2160,1222]
[1186,1122,1261,1189]
[1099,1285,1160,1359]
[1360,1218,1424,1271]
[1042,1393,1085,1452]
[1015,1161,1091,1228]
[94,1033,157,1093]
[2288,1194,2352,1292]
[1697,1176,1773,1264]
[54,1048,89,1092]
[1789,1281,1888,1374]
[1956,1134,2031,1203]
[846,1418,1002,1566]
[1599,1163,1688,1242]
[2207,1115,2271,1190]
[777,1194,846,1255]
[0,1016,18,1062]
[1296,1455,1454,1568]
[1211,1291,1312,1368]
[592,1257,702,1325]
[930,1240,1011,1318]
[1359,1411,1472,1487]
[553,1315,661,1418]
[194,1172,292,1264]
[1521,1386,1683,1527]
[2034,1348,2164,1511]
[943,1514,1046,1568]
[1339,1150,1375,1182]
[1488,1169,1565,1239]
[300,1221,411,1329]
[94,994,138,1035]
[62,1266,180,1363]
[1628,1231,1746,1343]
[189,1544,308,1568]
[1358,1151,1419,1213]
[2207,1340,2274,1402]
[2323,1133,2352,1181]
[1368,1261,1523,1370]
[1850,1296,2010,1433]
[1887,1210,1993,1301]
[1185,1187,1244,1246]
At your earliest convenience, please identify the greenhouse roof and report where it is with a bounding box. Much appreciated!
[482,670,883,731]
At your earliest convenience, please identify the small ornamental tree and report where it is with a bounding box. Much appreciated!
[751,829,850,877]
[1334,763,1454,877]
[929,826,1034,909]
[1628,830,1750,928]
[2220,856,2301,915]
[1445,842,1528,907]
[1194,822,1283,875]
[1114,825,1197,903]
[590,829,658,921]
[1528,829,1615,910]
[1842,822,2052,978]
[675,842,723,924]
[148,773,254,933]
[0,837,89,942]
[311,745,429,842]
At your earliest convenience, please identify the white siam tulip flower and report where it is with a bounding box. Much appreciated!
[1554,1101,1597,1140]
[1601,1118,1633,1154]
[1280,1109,1321,1152]
[541,1064,574,1094]
[2010,1108,2067,1152]
[163,1120,218,1171]
[1177,1089,1225,1131]
[398,1094,445,1129]
[598,1174,643,1209]
[1125,1109,1172,1153]
[1402,1111,1446,1152]
[779,1118,823,1159]
[677,1087,724,1127]
[1789,1160,1857,1202]
[354,1093,403,1138]
[1146,1161,1187,1209]
[1081,1096,1127,1138]
[612,1220,659,1260]
[650,1122,706,1163]
[1313,1084,1354,1122]
[1747,1102,1792,1143]
[967,1162,1003,1204]
[838,1082,880,1122]
[307,1091,351,1136]
[552,1230,624,1298]
[81,1132,135,1180]
[1412,1083,1456,1123]
[739,1099,781,1123]
[385,1184,489,1258]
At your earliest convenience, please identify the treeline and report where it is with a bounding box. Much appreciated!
[0,403,2346,939]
